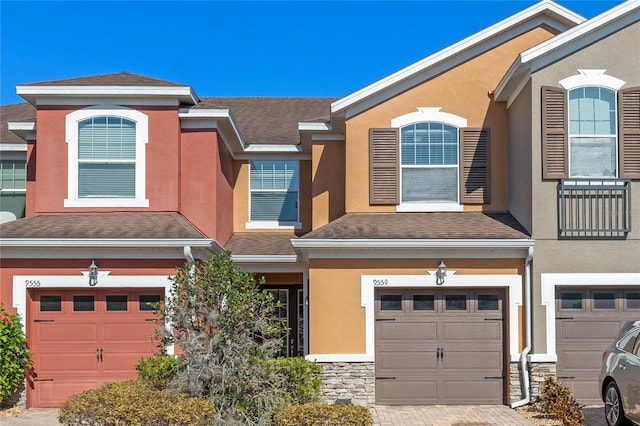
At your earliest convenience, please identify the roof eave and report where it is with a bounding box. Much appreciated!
[0,238,219,249]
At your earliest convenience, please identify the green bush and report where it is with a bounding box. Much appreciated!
[273,402,373,426]
[534,377,585,426]
[58,380,216,426]
[0,305,32,404]
[271,357,323,405]
[136,354,181,389]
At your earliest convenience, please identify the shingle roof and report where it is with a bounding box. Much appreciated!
[1,103,36,143]
[300,212,530,240]
[225,232,298,256]
[19,72,189,87]
[195,97,335,144]
[0,213,207,239]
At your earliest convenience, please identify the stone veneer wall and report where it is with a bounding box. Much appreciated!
[509,362,557,403]
[0,383,26,409]
[318,362,375,407]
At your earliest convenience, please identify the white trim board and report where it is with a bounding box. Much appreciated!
[535,272,640,363]
[307,273,523,363]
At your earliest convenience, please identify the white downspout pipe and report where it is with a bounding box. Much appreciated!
[164,246,196,356]
[511,245,534,408]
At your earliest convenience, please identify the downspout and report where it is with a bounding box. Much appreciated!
[164,246,195,356]
[511,245,534,408]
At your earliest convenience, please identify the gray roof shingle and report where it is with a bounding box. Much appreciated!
[225,232,298,256]
[0,213,207,240]
[19,72,189,87]
[1,103,36,143]
[300,212,530,240]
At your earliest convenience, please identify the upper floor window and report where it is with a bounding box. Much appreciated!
[400,122,459,203]
[0,159,26,223]
[248,160,299,228]
[568,87,617,178]
[78,117,136,197]
[65,106,148,208]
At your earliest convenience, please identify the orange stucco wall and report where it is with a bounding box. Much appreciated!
[179,128,234,243]
[233,160,313,234]
[343,26,558,213]
[312,141,346,230]
[32,105,181,213]
[308,258,523,354]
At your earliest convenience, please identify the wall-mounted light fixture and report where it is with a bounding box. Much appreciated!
[88,260,99,286]
[435,260,447,285]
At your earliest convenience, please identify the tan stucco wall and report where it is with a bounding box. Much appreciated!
[343,26,559,214]
[309,258,524,354]
[527,21,640,353]
[233,160,313,233]
[312,140,346,230]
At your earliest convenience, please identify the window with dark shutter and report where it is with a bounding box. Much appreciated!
[460,128,490,204]
[369,128,399,205]
[542,86,568,179]
[620,87,640,178]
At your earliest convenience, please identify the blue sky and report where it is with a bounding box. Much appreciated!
[1,1,622,105]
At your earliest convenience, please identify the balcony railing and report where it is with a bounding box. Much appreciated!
[558,179,631,238]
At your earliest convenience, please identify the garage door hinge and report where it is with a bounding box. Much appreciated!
[484,318,503,321]
[484,376,504,379]
[375,318,396,322]
[556,316,574,320]
[375,376,397,380]
[33,319,55,322]
[33,378,54,382]
[557,376,575,379]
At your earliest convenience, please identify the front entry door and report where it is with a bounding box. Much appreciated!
[264,285,303,357]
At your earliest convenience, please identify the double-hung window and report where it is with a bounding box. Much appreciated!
[400,122,459,203]
[78,117,136,197]
[568,87,617,178]
[0,159,26,222]
[249,160,299,227]
[65,106,148,207]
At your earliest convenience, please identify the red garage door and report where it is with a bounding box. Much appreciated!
[28,289,163,407]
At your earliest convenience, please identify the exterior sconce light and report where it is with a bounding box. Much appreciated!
[88,260,98,286]
[436,260,447,285]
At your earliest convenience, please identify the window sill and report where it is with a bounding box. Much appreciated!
[245,221,302,230]
[64,198,150,208]
[396,203,463,212]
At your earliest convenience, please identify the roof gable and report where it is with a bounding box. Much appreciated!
[331,0,584,118]
[495,0,640,103]
[20,72,188,87]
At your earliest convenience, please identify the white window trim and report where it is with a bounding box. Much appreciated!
[392,108,467,212]
[559,69,625,91]
[306,273,523,363]
[533,273,640,363]
[64,105,149,208]
[247,160,300,230]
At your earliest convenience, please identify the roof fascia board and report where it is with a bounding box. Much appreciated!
[7,121,37,141]
[495,1,639,103]
[235,152,311,160]
[1,246,217,259]
[0,144,28,153]
[331,1,583,118]
[16,85,198,106]
[179,108,247,156]
[231,255,299,263]
[298,122,332,131]
[292,238,534,249]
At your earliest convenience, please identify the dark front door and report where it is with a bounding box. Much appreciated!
[264,285,303,357]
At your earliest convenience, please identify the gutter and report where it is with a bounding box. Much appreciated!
[511,245,534,408]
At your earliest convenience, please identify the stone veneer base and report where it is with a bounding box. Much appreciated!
[318,362,375,407]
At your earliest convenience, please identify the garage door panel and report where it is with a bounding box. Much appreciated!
[378,350,438,371]
[35,323,98,342]
[441,350,502,371]
[559,320,623,340]
[441,321,502,341]
[102,322,158,342]
[376,380,438,405]
[377,321,437,340]
[441,378,503,404]
[35,351,98,373]
[33,379,103,408]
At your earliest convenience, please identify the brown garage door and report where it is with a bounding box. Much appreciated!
[375,288,505,405]
[28,288,163,407]
[556,287,640,404]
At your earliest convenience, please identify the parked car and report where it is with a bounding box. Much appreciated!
[599,321,640,426]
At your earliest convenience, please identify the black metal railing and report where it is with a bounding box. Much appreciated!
[558,179,631,238]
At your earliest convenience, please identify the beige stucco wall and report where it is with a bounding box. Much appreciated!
[309,258,524,354]
[312,140,346,230]
[343,26,559,214]
[528,21,640,352]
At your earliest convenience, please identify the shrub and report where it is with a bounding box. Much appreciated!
[0,305,32,404]
[273,402,373,426]
[534,376,585,426]
[58,380,216,426]
[271,357,323,405]
[136,354,181,390]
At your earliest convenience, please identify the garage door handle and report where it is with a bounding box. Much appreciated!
[375,376,396,380]
[96,348,103,362]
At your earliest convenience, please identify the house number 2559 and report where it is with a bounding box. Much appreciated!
[25,280,42,287]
